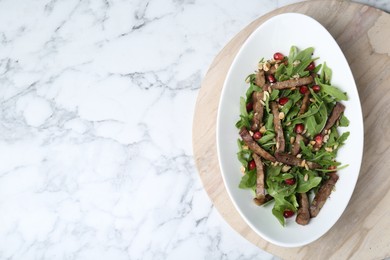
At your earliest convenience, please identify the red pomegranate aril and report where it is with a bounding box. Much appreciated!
[299,85,309,94]
[306,61,315,71]
[253,131,262,140]
[315,134,323,145]
[283,209,295,218]
[312,84,321,93]
[273,52,284,61]
[295,123,304,134]
[248,160,256,170]
[279,97,289,105]
[285,178,296,185]
[246,102,253,112]
[267,74,276,83]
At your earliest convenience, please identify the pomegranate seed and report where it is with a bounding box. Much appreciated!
[278,97,289,105]
[306,61,315,71]
[299,85,309,94]
[273,52,284,61]
[283,209,295,218]
[253,131,262,140]
[246,102,253,112]
[285,178,295,185]
[267,74,276,83]
[312,85,321,93]
[295,123,304,134]
[248,160,256,170]
[315,134,323,145]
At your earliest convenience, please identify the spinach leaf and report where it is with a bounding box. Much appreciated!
[339,114,350,127]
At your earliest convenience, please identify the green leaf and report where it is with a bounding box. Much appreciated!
[296,170,322,193]
[304,103,327,136]
[270,89,280,101]
[246,82,262,100]
[236,97,251,129]
[315,78,348,101]
[288,46,298,61]
[265,114,274,130]
[258,133,275,144]
[337,131,350,145]
[239,169,257,189]
[320,62,332,84]
[339,114,350,127]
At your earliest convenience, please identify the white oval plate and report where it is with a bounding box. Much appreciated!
[216,13,364,247]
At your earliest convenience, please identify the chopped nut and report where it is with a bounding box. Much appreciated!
[304,174,308,181]
[245,77,250,83]
[263,91,270,101]
[304,163,309,170]
[285,121,291,126]
[249,131,254,136]
[240,166,245,174]
[310,140,316,146]
[275,63,280,69]
[310,98,316,103]
[296,154,302,159]
[325,147,333,152]
[260,126,267,134]
[290,136,295,144]
[258,62,264,70]
[263,62,271,71]
[333,144,338,150]
[282,165,291,172]
[291,87,297,91]
[301,159,306,167]
[279,112,285,120]
[323,134,330,143]
[293,60,301,67]
[292,74,300,79]
[269,59,276,65]
[302,129,307,135]
[242,145,248,150]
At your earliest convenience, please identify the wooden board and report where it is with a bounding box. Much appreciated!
[192,1,390,259]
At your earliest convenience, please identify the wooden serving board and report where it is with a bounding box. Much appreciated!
[192,0,390,259]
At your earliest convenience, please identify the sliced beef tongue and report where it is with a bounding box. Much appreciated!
[255,70,266,87]
[250,91,264,132]
[322,102,345,135]
[239,127,276,162]
[265,76,313,90]
[296,192,310,225]
[314,102,345,149]
[309,172,339,217]
[299,91,310,115]
[291,134,306,156]
[252,154,273,206]
[271,101,285,153]
[274,152,320,170]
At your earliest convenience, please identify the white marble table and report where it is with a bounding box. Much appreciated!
[0,0,388,259]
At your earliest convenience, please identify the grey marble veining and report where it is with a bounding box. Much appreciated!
[0,0,387,259]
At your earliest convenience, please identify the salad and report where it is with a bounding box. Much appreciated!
[236,46,350,226]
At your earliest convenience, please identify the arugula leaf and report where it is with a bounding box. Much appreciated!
[246,82,262,100]
[304,103,327,136]
[337,131,350,145]
[296,170,322,193]
[235,97,251,128]
[258,133,275,144]
[239,169,256,189]
[320,62,332,84]
[339,114,350,127]
[315,78,348,101]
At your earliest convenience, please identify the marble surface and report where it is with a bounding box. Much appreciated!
[0,0,388,259]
